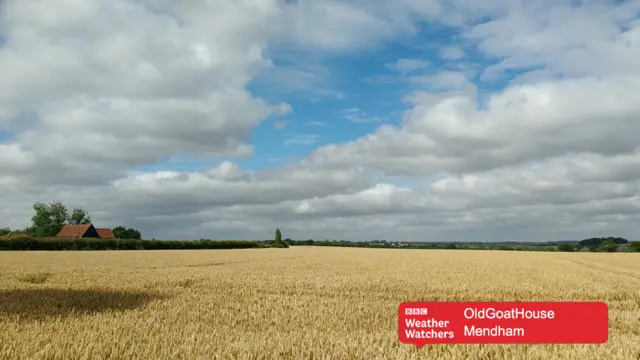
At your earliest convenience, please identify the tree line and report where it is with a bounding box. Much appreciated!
[2,207,637,253]
[578,237,628,247]
[0,201,141,239]
[286,238,640,252]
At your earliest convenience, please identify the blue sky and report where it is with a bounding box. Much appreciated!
[190,21,498,173]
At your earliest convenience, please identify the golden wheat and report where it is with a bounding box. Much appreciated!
[0,247,638,360]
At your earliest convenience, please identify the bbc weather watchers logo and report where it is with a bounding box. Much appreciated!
[405,308,429,316]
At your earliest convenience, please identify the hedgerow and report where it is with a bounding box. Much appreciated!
[0,237,261,251]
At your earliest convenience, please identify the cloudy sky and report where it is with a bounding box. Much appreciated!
[1,0,639,241]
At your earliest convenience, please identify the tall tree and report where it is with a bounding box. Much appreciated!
[68,208,92,225]
[275,228,282,243]
[0,227,10,236]
[29,202,92,237]
[30,201,69,237]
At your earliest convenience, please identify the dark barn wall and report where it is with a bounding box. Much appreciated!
[82,225,101,238]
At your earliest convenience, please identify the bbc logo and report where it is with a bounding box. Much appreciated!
[405,308,428,315]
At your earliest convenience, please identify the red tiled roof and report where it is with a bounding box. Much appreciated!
[56,224,93,237]
[96,228,115,239]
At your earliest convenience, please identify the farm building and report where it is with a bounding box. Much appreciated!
[1,232,30,239]
[56,223,102,239]
[96,228,115,239]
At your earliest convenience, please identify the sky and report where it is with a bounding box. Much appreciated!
[1,0,640,242]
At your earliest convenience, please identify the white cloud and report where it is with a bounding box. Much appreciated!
[279,0,441,52]
[0,0,292,187]
[309,75,640,177]
[464,1,640,81]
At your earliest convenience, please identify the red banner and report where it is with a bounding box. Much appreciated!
[398,302,608,346]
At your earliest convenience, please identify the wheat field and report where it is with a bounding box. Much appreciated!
[0,247,639,360]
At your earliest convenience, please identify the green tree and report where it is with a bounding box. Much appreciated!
[270,228,289,248]
[0,227,10,236]
[113,226,125,238]
[599,239,617,252]
[30,201,69,237]
[29,202,93,237]
[68,208,91,225]
[557,243,575,252]
[112,226,142,240]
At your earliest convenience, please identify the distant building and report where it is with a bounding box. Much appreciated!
[1,232,30,239]
[95,228,115,239]
[56,224,101,239]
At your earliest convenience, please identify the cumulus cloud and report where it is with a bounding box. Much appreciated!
[279,0,441,52]
[0,0,293,187]
[308,75,640,176]
[1,0,639,242]
[465,0,640,81]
